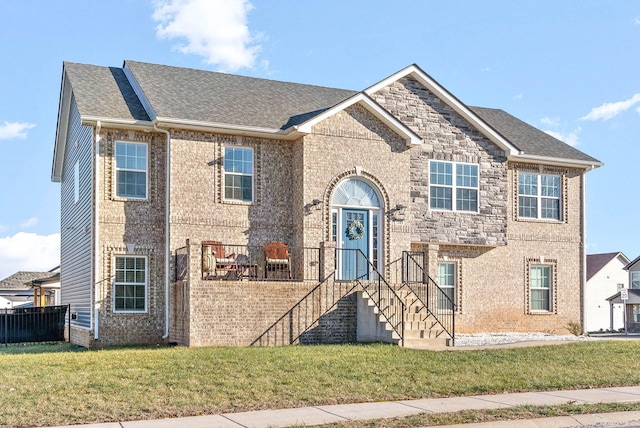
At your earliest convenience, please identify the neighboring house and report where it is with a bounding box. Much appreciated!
[607,255,640,332]
[52,60,602,348]
[585,252,630,332]
[0,267,60,309]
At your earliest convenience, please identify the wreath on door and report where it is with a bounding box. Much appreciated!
[347,220,365,240]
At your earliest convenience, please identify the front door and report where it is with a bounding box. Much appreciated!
[342,209,369,280]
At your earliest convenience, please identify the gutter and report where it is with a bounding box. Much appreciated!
[154,123,171,340]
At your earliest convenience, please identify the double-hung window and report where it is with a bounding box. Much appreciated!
[631,272,640,290]
[114,256,147,313]
[518,173,561,220]
[437,262,456,311]
[115,141,148,199]
[530,265,551,311]
[223,147,253,202]
[430,161,478,212]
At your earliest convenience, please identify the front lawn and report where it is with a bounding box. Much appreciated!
[0,341,638,427]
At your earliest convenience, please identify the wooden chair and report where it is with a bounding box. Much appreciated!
[202,241,237,278]
[264,242,291,280]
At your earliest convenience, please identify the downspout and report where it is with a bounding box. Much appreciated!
[580,168,591,335]
[154,124,171,340]
[94,121,101,340]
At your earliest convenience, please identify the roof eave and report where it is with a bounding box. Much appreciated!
[155,117,299,140]
[365,64,518,154]
[509,153,604,170]
[52,67,72,183]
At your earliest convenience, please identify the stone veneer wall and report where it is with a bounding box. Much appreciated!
[370,77,508,247]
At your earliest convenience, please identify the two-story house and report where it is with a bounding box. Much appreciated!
[52,61,601,348]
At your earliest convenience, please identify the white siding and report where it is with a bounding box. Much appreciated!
[60,96,94,329]
[584,255,628,332]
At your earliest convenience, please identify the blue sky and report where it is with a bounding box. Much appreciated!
[0,0,638,278]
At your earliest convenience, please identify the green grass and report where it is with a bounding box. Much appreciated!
[1,341,639,427]
[307,402,640,428]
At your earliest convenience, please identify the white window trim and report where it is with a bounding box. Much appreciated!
[437,261,456,312]
[518,173,562,221]
[114,141,149,200]
[429,160,479,213]
[113,255,148,314]
[223,146,254,203]
[528,263,556,314]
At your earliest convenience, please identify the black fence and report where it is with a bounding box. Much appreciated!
[0,305,69,345]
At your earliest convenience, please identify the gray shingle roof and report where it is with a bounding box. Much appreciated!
[469,107,600,163]
[124,61,357,130]
[63,60,599,164]
[0,271,54,290]
[587,252,623,281]
[64,62,150,122]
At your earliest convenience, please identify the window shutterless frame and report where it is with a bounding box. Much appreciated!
[223,146,254,203]
[115,141,148,200]
[530,265,552,312]
[113,255,148,313]
[518,173,561,221]
[429,160,479,213]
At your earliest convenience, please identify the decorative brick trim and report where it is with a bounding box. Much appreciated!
[512,164,569,224]
[436,256,463,314]
[323,170,391,267]
[218,136,262,206]
[104,245,156,315]
[524,257,558,315]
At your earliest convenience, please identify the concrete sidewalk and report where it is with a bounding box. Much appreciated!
[50,385,640,428]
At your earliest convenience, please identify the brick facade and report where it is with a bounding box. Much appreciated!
[79,73,587,347]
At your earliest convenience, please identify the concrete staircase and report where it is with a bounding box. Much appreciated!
[400,288,452,349]
[357,288,452,349]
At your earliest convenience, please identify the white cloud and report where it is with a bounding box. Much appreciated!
[540,116,560,127]
[0,232,60,279]
[513,93,523,101]
[544,127,581,147]
[153,0,261,72]
[0,121,36,140]
[19,217,39,229]
[633,17,640,25]
[581,93,640,121]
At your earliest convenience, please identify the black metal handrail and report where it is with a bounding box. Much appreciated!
[336,248,405,346]
[200,243,321,282]
[251,272,356,346]
[401,251,455,344]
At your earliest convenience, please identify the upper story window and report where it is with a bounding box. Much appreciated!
[631,272,640,290]
[113,256,147,313]
[223,146,253,203]
[518,173,561,220]
[115,141,148,199]
[429,161,478,212]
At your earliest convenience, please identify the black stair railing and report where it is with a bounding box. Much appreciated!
[402,251,455,344]
[251,272,357,346]
[336,248,405,346]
